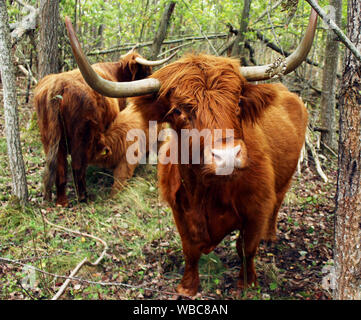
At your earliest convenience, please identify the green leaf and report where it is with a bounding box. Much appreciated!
[269,282,278,290]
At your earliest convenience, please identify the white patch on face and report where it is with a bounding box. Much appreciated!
[211,144,241,175]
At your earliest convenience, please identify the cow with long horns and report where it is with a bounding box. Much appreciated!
[65,6,317,295]
[34,50,174,206]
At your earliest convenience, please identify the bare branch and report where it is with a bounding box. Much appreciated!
[251,0,283,25]
[180,0,218,55]
[40,210,108,300]
[305,0,361,63]
[305,128,328,183]
[88,34,227,56]
[10,1,38,47]
[0,256,215,300]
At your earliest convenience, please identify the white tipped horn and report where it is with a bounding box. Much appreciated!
[135,51,178,66]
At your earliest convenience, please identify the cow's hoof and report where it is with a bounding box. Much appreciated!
[176,284,198,297]
[237,278,258,290]
[265,233,277,242]
[110,188,121,198]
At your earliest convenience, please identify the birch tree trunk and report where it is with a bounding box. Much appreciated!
[38,0,59,78]
[320,0,342,152]
[334,0,361,300]
[0,1,28,203]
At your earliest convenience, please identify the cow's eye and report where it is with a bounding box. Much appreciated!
[172,108,182,116]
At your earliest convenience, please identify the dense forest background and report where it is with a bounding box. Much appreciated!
[0,0,360,301]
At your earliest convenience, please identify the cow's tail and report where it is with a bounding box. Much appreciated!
[39,91,64,201]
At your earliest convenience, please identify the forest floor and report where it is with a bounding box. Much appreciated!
[0,79,336,300]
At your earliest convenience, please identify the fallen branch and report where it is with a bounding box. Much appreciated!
[297,143,306,175]
[40,210,108,300]
[219,37,236,56]
[157,41,194,57]
[13,54,38,84]
[0,256,214,300]
[320,141,338,158]
[305,128,328,183]
[88,34,227,56]
[52,257,88,300]
[17,64,37,84]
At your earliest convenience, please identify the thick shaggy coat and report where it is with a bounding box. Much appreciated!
[130,54,308,295]
[34,52,151,206]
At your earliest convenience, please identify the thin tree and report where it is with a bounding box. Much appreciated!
[334,0,361,300]
[319,0,342,152]
[150,1,176,60]
[0,1,28,203]
[231,0,251,65]
[38,0,60,78]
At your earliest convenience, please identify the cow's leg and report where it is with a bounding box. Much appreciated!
[71,157,88,203]
[110,162,137,196]
[236,220,264,289]
[177,239,202,296]
[266,178,292,241]
[170,205,202,296]
[55,144,68,207]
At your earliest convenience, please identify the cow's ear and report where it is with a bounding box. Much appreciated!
[238,83,276,123]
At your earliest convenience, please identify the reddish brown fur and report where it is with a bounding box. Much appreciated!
[91,102,156,195]
[131,54,308,295]
[34,52,151,206]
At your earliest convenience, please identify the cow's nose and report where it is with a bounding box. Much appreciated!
[211,144,242,169]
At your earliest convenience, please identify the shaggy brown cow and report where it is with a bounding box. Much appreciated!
[91,102,156,196]
[65,7,317,295]
[34,51,172,206]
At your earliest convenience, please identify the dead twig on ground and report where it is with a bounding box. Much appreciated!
[40,210,108,300]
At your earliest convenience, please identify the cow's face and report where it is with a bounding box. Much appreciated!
[164,99,248,177]
[119,52,152,82]
[93,133,112,161]
[155,55,275,177]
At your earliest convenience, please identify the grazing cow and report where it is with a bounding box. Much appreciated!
[65,7,317,295]
[91,102,157,196]
[34,50,173,206]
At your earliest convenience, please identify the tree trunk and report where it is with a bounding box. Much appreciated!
[334,0,361,300]
[231,0,251,65]
[320,0,342,152]
[38,0,59,78]
[150,1,176,60]
[0,1,28,203]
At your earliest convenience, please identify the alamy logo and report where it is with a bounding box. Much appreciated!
[125,121,240,176]
[322,5,337,30]
[21,265,37,290]
[321,264,336,290]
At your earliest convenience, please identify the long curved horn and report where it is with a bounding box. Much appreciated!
[65,17,161,98]
[240,6,318,81]
[121,43,177,66]
[135,51,178,66]
[120,44,139,59]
